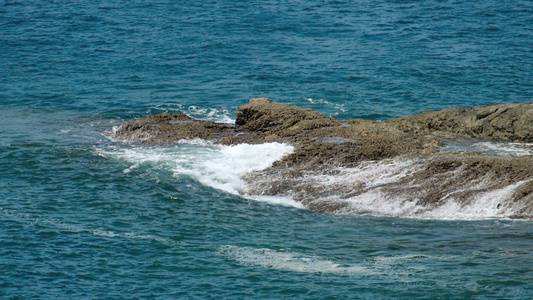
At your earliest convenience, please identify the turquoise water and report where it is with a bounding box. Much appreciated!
[1,1,532,298]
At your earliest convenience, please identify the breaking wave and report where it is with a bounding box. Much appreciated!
[100,138,532,220]
[97,141,302,208]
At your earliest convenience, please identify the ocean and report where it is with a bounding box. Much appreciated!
[1,0,532,298]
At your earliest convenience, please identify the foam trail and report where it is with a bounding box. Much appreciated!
[298,159,425,216]
[0,207,180,246]
[218,246,467,280]
[218,245,368,275]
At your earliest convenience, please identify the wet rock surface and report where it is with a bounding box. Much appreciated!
[391,103,533,142]
[115,98,533,218]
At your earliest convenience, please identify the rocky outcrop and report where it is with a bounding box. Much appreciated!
[391,103,533,142]
[114,112,235,143]
[235,98,338,134]
[115,98,533,219]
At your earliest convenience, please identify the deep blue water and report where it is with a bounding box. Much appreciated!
[1,0,532,299]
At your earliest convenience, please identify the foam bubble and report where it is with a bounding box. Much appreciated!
[218,245,368,275]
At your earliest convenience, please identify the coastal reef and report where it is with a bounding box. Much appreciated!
[115,98,533,219]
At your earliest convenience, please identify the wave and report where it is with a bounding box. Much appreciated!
[113,99,533,219]
[100,138,533,219]
[97,141,303,208]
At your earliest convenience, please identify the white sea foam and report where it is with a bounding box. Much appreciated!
[441,141,533,157]
[101,139,529,219]
[308,159,423,189]
[169,143,295,197]
[98,142,301,208]
[420,180,531,220]
[248,195,304,208]
[218,245,465,279]
[293,157,530,220]
[373,254,430,276]
[218,245,368,275]
[186,105,235,124]
[304,97,348,116]
[341,190,423,217]
[300,159,425,216]
[147,104,236,124]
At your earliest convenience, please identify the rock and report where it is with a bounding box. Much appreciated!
[115,113,235,144]
[235,97,338,135]
[391,102,533,142]
[115,98,533,218]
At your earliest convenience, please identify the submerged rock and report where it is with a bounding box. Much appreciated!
[115,112,235,143]
[115,98,533,219]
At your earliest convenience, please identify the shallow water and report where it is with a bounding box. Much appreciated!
[1,0,533,298]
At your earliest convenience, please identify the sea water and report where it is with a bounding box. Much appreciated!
[1,0,532,298]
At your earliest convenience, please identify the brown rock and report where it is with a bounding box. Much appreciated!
[115,98,533,218]
[235,97,338,135]
[391,102,533,142]
[114,113,235,144]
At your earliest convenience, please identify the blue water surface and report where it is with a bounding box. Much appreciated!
[1,0,532,299]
